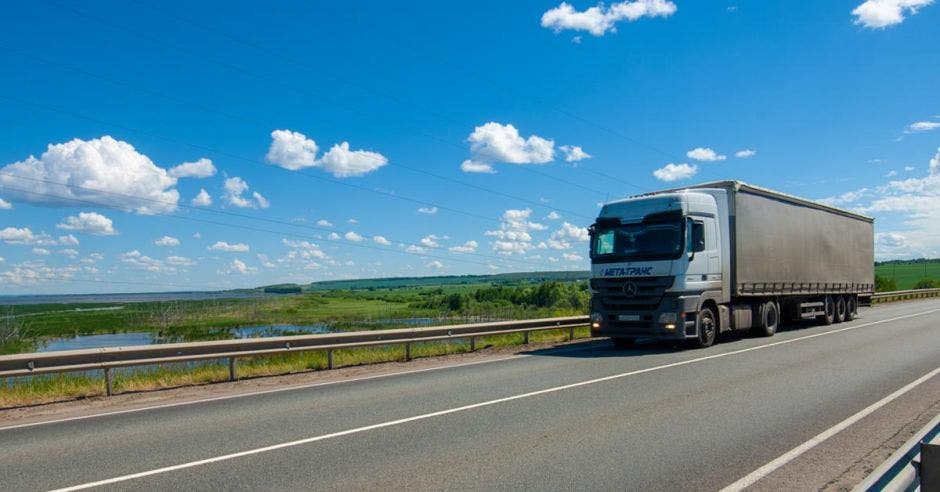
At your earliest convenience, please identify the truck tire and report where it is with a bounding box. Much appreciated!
[611,337,636,349]
[817,295,835,325]
[845,296,857,321]
[834,296,847,324]
[753,301,779,337]
[690,308,717,348]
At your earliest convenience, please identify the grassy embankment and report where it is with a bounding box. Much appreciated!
[1,281,590,407]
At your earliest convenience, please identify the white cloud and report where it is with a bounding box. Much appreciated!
[193,232,202,239]
[223,177,269,209]
[209,241,250,252]
[226,259,257,275]
[266,129,387,177]
[166,255,196,267]
[852,0,933,28]
[562,252,584,261]
[552,222,590,243]
[0,136,178,214]
[425,260,444,269]
[191,188,212,206]
[686,147,726,162]
[256,254,276,268]
[485,208,547,255]
[58,234,79,246]
[58,248,79,259]
[560,145,592,162]
[420,234,440,248]
[460,160,496,174]
[905,166,916,172]
[316,219,333,227]
[281,239,329,260]
[345,231,364,242]
[468,122,554,165]
[931,147,940,175]
[653,163,698,182]
[373,235,392,246]
[56,212,117,236]
[168,158,216,179]
[547,211,562,220]
[347,218,358,224]
[905,121,940,133]
[405,244,427,254]
[119,250,185,273]
[328,232,341,240]
[886,170,898,178]
[735,149,757,158]
[417,206,438,214]
[32,248,51,256]
[449,240,478,253]
[154,235,180,247]
[0,198,12,210]
[541,0,677,36]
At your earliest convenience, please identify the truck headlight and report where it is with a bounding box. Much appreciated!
[658,312,678,324]
[590,312,602,329]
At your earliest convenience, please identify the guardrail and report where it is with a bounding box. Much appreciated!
[0,316,589,395]
[854,413,940,491]
[871,288,940,303]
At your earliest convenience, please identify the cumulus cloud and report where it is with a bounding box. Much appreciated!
[168,158,216,179]
[449,240,478,253]
[560,145,592,162]
[0,198,12,210]
[541,0,677,36]
[468,122,554,165]
[256,254,276,268]
[417,207,438,214]
[653,163,698,182]
[0,136,179,214]
[553,222,590,242]
[265,129,388,177]
[485,208,547,255]
[209,241,250,252]
[686,147,726,162]
[405,244,427,254]
[425,260,444,269]
[460,160,496,174]
[223,177,269,209]
[58,248,79,259]
[191,188,212,206]
[547,211,562,220]
[735,149,757,158]
[0,228,57,245]
[562,252,584,261]
[420,234,440,248]
[373,235,392,246]
[166,255,196,267]
[281,239,329,261]
[852,0,933,28]
[119,250,193,273]
[344,231,364,242]
[905,121,940,133]
[32,247,50,256]
[58,234,79,246]
[56,212,117,236]
[226,259,257,275]
[154,235,180,247]
[316,219,333,227]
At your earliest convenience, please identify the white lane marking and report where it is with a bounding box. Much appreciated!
[720,366,940,492]
[0,343,596,432]
[50,308,940,491]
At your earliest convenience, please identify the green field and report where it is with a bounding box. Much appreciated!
[875,259,940,291]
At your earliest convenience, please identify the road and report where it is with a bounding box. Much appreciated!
[1,298,939,491]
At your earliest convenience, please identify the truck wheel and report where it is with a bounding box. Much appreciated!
[611,337,636,349]
[834,296,847,324]
[690,308,717,348]
[845,296,857,321]
[817,296,835,326]
[753,301,779,337]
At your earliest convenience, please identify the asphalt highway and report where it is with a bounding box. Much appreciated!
[2,298,939,491]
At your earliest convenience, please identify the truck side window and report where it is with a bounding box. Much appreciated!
[691,220,706,253]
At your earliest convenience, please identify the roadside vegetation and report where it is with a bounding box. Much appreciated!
[0,281,590,407]
[875,258,940,291]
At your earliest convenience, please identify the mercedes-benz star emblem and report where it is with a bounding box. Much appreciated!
[622,282,638,297]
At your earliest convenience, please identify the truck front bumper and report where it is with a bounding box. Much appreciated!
[590,294,699,340]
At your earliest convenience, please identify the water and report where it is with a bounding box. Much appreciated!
[0,291,284,306]
[35,323,334,352]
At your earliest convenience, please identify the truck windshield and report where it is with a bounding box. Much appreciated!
[591,220,684,262]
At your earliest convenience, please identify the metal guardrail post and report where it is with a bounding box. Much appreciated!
[327,349,334,370]
[405,342,412,361]
[470,336,476,352]
[229,357,237,381]
[569,327,575,341]
[523,331,529,344]
[104,367,113,397]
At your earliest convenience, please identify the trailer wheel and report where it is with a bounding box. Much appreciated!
[834,296,847,324]
[817,296,835,325]
[611,337,636,349]
[753,301,779,337]
[845,296,857,321]
[690,308,717,348]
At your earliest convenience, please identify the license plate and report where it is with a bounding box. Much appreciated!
[617,314,641,321]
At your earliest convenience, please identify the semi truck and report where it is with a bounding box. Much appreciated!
[588,180,874,348]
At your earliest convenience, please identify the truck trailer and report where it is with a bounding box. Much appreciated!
[588,180,874,348]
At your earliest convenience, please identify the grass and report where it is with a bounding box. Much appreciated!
[875,259,940,290]
[0,327,590,409]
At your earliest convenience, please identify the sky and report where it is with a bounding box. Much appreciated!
[0,0,938,295]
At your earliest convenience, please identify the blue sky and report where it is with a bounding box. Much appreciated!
[1,0,938,294]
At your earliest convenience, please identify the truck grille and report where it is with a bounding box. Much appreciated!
[591,276,675,311]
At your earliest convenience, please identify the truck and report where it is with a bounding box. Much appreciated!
[588,180,874,348]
